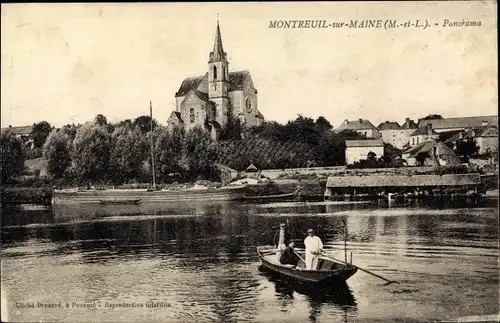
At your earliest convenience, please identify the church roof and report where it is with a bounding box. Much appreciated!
[169,111,182,120]
[192,90,209,101]
[175,75,206,97]
[175,71,251,97]
[256,111,265,119]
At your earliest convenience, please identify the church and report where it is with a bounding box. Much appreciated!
[167,21,264,139]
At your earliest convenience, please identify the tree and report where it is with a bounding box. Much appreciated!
[94,114,108,126]
[367,151,377,162]
[284,115,321,145]
[184,126,218,177]
[314,131,344,166]
[0,131,25,182]
[108,124,147,184]
[420,114,443,120]
[315,116,333,133]
[43,129,71,178]
[220,117,242,140]
[455,138,479,162]
[247,121,287,141]
[415,152,428,166]
[31,121,53,149]
[61,124,78,142]
[383,143,402,162]
[155,125,187,180]
[133,115,158,134]
[72,121,111,183]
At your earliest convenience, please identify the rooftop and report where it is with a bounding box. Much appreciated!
[418,115,498,130]
[326,174,481,187]
[377,121,401,130]
[401,118,418,129]
[410,126,439,136]
[336,119,378,131]
[326,173,481,188]
[345,139,384,147]
[1,125,33,135]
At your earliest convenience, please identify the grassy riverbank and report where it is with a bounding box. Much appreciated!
[2,187,53,205]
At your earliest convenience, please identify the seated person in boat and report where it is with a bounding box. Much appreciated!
[279,241,299,266]
[304,229,323,270]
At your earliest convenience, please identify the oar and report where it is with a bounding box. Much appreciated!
[320,252,397,285]
[292,249,306,264]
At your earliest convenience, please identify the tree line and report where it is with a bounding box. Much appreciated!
[2,114,395,185]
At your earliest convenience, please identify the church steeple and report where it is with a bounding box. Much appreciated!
[209,20,227,63]
[208,19,230,130]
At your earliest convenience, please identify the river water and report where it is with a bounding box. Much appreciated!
[1,199,498,323]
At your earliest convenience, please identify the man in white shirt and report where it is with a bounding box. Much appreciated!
[304,229,323,270]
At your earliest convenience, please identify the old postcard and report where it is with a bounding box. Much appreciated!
[1,2,498,323]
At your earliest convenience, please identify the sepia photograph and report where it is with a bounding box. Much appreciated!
[1,2,498,322]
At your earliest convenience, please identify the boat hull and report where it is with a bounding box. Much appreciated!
[242,193,296,203]
[53,186,247,204]
[257,248,357,283]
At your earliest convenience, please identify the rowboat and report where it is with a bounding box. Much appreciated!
[257,247,358,283]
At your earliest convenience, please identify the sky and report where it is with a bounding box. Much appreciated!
[1,2,497,129]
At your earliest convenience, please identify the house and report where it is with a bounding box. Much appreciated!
[400,118,418,149]
[167,21,264,140]
[402,140,460,166]
[377,121,406,149]
[335,119,380,138]
[475,126,498,155]
[409,124,439,147]
[214,163,239,183]
[417,115,498,133]
[345,139,384,165]
[1,125,33,137]
[1,125,34,148]
[444,126,498,156]
[245,163,260,179]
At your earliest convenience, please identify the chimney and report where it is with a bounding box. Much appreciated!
[426,123,433,135]
[344,119,349,124]
[359,118,363,123]
[482,120,488,127]
[405,118,410,123]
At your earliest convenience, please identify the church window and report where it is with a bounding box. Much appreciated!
[190,108,195,123]
[213,83,217,91]
[245,98,252,113]
[213,66,218,80]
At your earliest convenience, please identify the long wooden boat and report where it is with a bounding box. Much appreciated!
[99,199,141,205]
[243,192,296,202]
[257,247,358,283]
[53,184,248,205]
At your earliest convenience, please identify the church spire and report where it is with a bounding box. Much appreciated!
[209,19,227,62]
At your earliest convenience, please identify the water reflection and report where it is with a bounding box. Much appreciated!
[258,265,357,323]
[1,199,498,322]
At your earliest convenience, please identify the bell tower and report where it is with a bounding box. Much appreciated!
[208,20,230,126]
